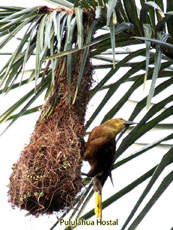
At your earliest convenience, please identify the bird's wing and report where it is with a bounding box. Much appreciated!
[83,136,108,161]
[86,138,116,185]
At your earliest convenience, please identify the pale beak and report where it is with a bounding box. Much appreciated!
[124,120,137,126]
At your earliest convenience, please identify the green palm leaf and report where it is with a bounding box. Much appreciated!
[0,0,173,229]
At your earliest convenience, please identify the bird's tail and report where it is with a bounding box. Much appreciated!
[95,190,102,219]
[109,171,114,187]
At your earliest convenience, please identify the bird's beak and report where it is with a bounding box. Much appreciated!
[124,120,137,126]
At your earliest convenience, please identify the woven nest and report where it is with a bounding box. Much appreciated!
[8,47,93,215]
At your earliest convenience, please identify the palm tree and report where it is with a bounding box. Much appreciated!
[0,0,173,229]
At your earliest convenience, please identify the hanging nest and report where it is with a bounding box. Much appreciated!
[8,10,94,214]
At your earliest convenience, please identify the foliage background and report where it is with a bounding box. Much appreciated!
[0,0,173,229]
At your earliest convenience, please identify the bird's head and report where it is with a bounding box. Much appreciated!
[103,118,136,137]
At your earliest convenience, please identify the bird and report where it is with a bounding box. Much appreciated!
[82,118,136,219]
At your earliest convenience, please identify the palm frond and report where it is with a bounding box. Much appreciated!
[121,147,173,230]
[0,0,173,228]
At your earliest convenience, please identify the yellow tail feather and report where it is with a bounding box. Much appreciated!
[95,191,102,219]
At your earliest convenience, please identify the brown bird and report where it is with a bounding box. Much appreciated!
[83,118,136,219]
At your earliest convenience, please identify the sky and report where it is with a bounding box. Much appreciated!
[0,1,173,230]
[0,0,54,7]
